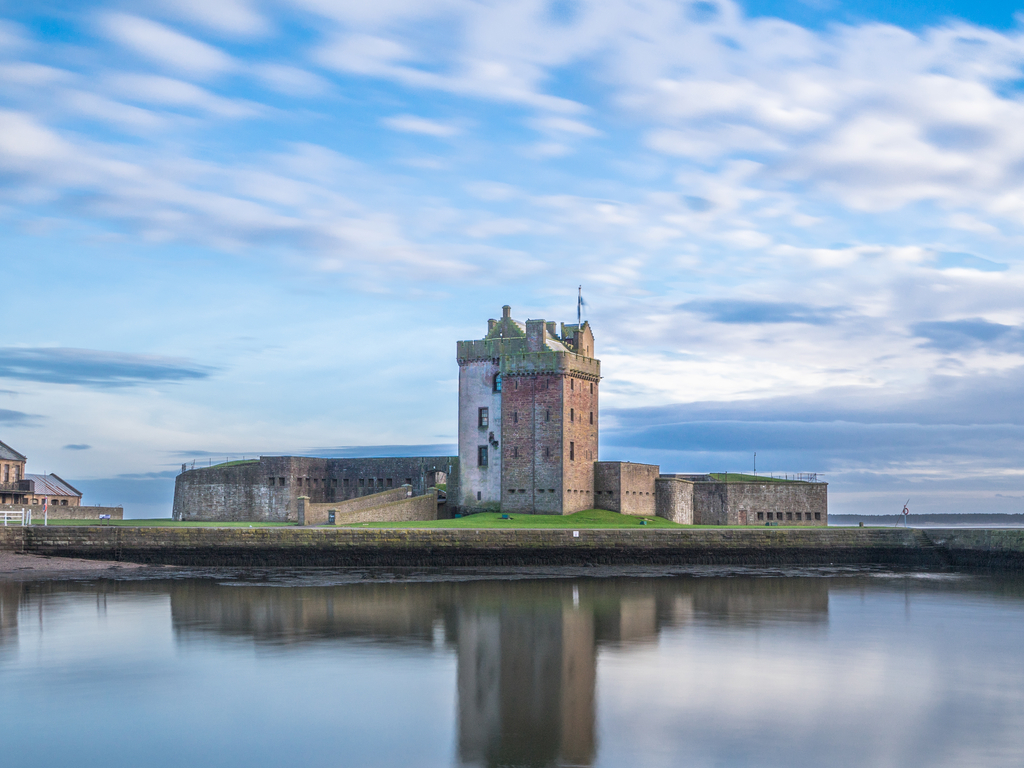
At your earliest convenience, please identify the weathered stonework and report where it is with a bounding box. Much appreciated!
[173,455,456,522]
[595,462,659,516]
[458,305,600,515]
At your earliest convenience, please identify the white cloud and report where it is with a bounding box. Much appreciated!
[159,0,270,37]
[101,14,235,78]
[104,74,258,117]
[252,64,331,96]
[381,114,462,138]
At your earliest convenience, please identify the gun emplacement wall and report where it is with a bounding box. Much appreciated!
[173,456,457,522]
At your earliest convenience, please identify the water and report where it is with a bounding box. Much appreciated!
[2,567,1023,767]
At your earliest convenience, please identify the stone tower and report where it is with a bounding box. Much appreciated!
[456,305,600,514]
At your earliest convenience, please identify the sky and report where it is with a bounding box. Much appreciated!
[1,0,1023,517]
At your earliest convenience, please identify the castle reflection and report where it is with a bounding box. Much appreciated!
[166,576,829,767]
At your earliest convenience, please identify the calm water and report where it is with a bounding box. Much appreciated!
[2,567,1023,768]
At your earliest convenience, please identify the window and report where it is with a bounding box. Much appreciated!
[332,479,337,488]
[279,477,285,486]
[814,513,821,520]
[344,479,349,488]
[515,380,519,390]
[377,478,384,488]
[796,512,802,520]
[314,479,319,487]
[405,478,412,485]
[508,488,516,493]
[513,411,518,424]
[570,441,575,461]
[786,512,793,520]
[590,382,593,394]
[758,512,764,520]
[513,446,519,458]
[478,446,489,466]
[268,477,275,486]
[477,491,482,500]
[545,409,550,422]
[387,478,393,487]
[61,499,68,506]
[571,408,574,422]
[767,512,774,520]
[494,374,502,392]
[545,446,550,458]
[589,411,593,424]
[479,407,489,428]
[359,479,365,487]
[2,464,8,482]
[571,378,574,390]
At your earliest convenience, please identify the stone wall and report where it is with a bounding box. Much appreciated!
[501,373,565,515]
[561,375,598,514]
[307,491,438,526]
[0,504,123,520]
[654,478,693,524]
[458,359,502,513]
[595,462,659,516]
[716,482,827,525]
[302,485,414,525]
[3,526,1024,569]
[173,455,457,522]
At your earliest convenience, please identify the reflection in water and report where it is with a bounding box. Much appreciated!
[166,577,829,767]
[2,572,1023,768]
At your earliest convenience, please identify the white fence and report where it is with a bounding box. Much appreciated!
[1,508,30,526]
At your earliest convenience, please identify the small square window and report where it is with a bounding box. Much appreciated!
[786,512,793,520]
[387,478,393,487]
[405,478,412,485]
[268,477,275,486]
[796,512,802,520]
[767,512,774,520]
[279,477,285,486]
[815,513,821,520]
[757,512,764,520]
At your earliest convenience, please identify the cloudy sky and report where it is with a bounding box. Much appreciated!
[2,0,1023,517]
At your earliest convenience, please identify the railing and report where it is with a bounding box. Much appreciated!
[0,480,32,493]
[1,508,30,526]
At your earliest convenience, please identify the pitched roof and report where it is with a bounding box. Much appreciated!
[25,473,82,498]
[0,439,26,462]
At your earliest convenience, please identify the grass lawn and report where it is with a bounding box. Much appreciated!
[345,509,695,529]
[28,519,295,527]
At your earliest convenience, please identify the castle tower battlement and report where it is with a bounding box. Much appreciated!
[457,305,600,515]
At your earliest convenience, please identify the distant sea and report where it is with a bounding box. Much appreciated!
[830,513,1024,528]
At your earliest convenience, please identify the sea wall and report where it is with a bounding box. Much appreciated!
[0,504,123,520]
[2,527,1024,569]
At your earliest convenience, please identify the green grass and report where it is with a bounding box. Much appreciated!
[708,473,807,483]
[196,459,260,470]
[345,508,687,529]
[28,519,295,527]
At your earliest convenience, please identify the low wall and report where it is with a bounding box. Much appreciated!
[0,504,123,520]
[306,490,437,526]
[302,486,413,525]
[655,478,693,524]
[2,527,1024,569]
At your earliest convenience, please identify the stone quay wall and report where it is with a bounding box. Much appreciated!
[174,455,457,522]
[303,488,437,526]
[0,504,123,520]
[3,527,1024,570]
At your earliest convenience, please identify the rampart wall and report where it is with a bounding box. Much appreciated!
[305,491,437,526]
[173,455,457,522]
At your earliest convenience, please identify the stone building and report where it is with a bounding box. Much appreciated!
[173,302,827,525]
[457,305,599,515]
[0,439,82,507]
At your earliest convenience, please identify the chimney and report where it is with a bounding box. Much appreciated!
[488,319,497,333]
[546,321,557,338]
[526,319,546,352]
[502,305,511,319]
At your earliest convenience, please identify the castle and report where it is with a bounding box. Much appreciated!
[173,305,827,524]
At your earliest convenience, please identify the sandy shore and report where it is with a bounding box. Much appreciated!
[0,550,151,579]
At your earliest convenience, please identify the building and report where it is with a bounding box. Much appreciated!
[457,305,599,515]
[173,455,455,522]
[173,303,827,525]
[0,440,82,507]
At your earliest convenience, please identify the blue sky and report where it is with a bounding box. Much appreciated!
[2,0,1023,517]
